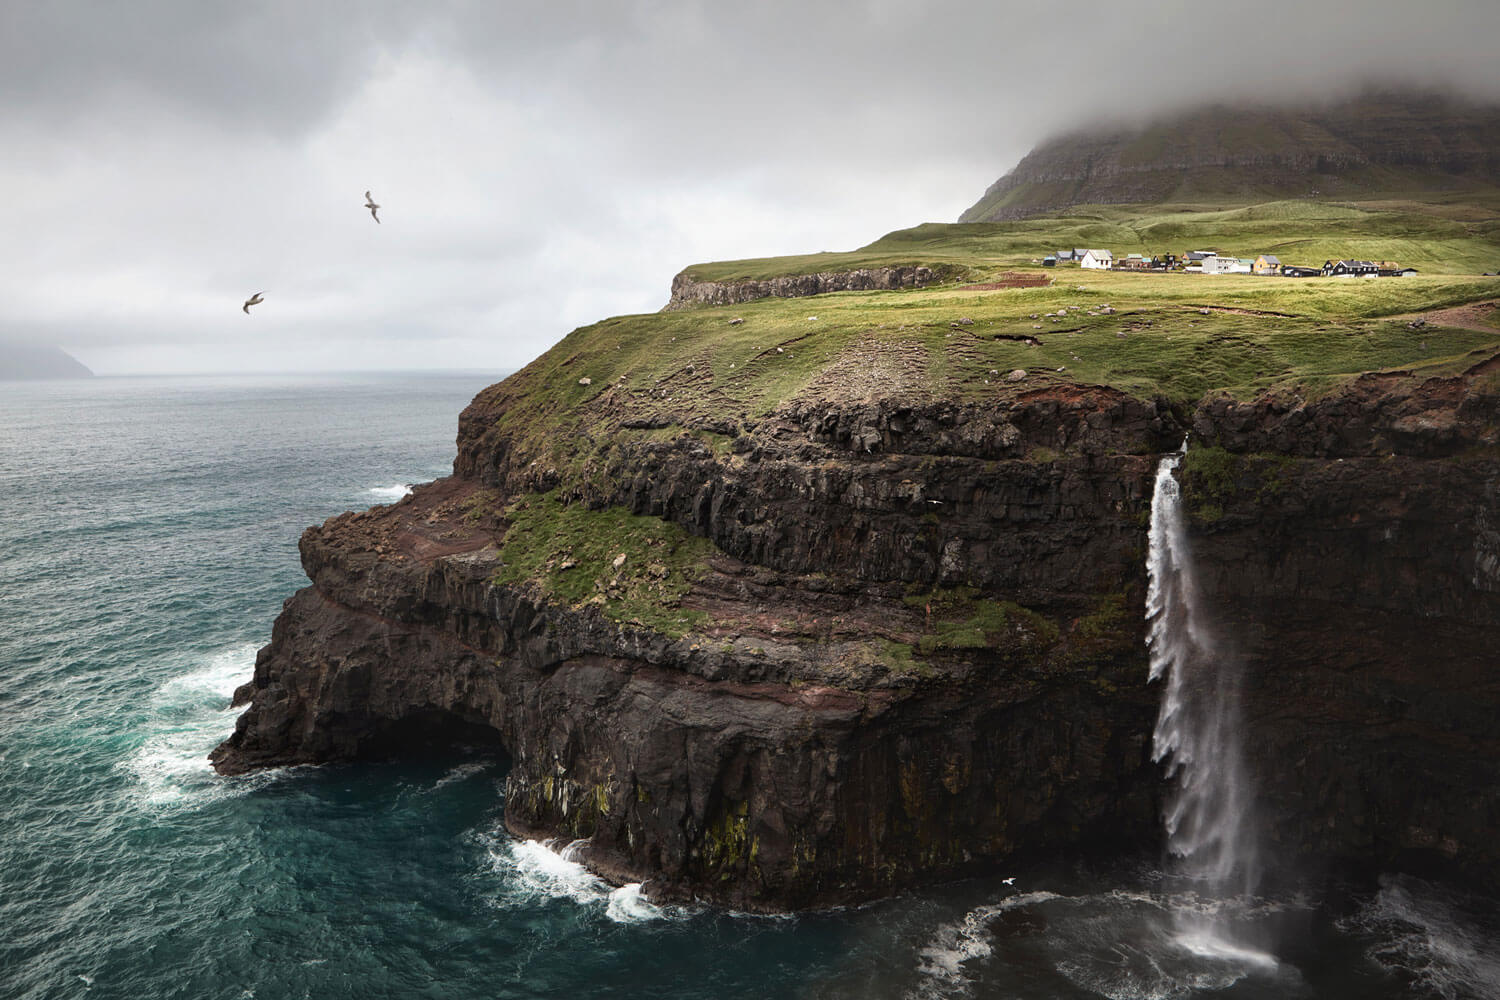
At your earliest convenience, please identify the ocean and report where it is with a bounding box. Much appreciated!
[2,372,1496,1000]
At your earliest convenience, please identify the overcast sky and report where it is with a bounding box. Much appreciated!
[3,1,1498,375]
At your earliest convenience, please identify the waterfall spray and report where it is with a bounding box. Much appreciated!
[1145,443,1271,964]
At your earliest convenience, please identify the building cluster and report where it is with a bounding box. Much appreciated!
[1042,248,1417,278]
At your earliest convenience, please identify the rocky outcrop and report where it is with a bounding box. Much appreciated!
[214,353,1500,908]
[960,93,1500,221]
[665,265,937,310]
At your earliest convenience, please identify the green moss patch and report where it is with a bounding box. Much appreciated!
[493,491,714,639]
[903,587,1060,659]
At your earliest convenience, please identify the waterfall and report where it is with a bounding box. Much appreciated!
[1145,444,1272,965]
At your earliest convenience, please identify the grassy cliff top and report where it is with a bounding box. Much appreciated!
[477,197,1500,472]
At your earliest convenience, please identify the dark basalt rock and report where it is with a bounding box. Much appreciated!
[214,359,1500,909]
[665,266,937,310]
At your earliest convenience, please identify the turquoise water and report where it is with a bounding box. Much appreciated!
[2,373,1496,999]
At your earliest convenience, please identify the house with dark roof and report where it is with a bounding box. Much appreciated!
[1323,259,1379,277]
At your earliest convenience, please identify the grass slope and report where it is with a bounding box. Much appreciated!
[681,197,1500,284]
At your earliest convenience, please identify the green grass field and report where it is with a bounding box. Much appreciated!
[680,197,1500,283]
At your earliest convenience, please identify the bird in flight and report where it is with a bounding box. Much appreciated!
[242,292,264,314]
[364,190,381,224]
[1002,877,1017,886]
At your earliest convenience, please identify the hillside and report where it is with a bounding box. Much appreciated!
[959,93,1500,223]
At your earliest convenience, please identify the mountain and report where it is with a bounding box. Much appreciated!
[1,342,94,380]
[960,93,1500,222]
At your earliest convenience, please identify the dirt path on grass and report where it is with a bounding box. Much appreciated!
[1386,299,1500,333]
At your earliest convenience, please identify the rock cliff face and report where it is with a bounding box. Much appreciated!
[213,351,1500,909]
[666,265,936,310]
[1182,359,1500,875]
[960,93,1500,222]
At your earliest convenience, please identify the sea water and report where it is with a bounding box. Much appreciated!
[2,373,1496,999]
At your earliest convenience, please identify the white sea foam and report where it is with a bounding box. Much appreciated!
[910,891,1063,998]
[430,760,490,791]
[910,884,1295,1000]
[605,882,667,924]
[122,644,270,805]
[1341,875,1500,1000]
[481,836,679,923]
[498,838,612,906]
[366,483,412,501]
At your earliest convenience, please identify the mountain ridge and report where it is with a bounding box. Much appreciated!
[0,342,93,381]
[961,93,1500,223]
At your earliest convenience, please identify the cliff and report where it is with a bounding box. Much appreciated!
[213,184,1500,908]
[213,384,1176,910]
[213,338,1500,909]
[961,93,1500,222]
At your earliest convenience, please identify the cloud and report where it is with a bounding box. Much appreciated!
[1,1,1497,374]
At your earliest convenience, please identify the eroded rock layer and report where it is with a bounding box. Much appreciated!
[666,266,937,310]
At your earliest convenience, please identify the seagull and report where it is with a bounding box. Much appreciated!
[242,292,264,314]
[364,190,380,224]
[1002,877,1017,886]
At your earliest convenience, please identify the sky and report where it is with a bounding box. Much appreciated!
[3,1,1499,376]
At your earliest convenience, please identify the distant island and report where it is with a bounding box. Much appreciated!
[1,342,94,381]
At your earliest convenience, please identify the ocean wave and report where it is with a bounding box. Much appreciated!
[366,483,413,501]
[121,644,275,806]
[480,836,673,924]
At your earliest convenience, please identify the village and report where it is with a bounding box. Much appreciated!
[1041,248,1419,278]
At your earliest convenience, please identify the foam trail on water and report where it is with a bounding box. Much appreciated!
[1145,443,1270,966]
[910,892,1062,999]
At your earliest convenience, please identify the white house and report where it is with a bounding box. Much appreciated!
[1201,255,1236,274]
[1080,249,1114,270]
